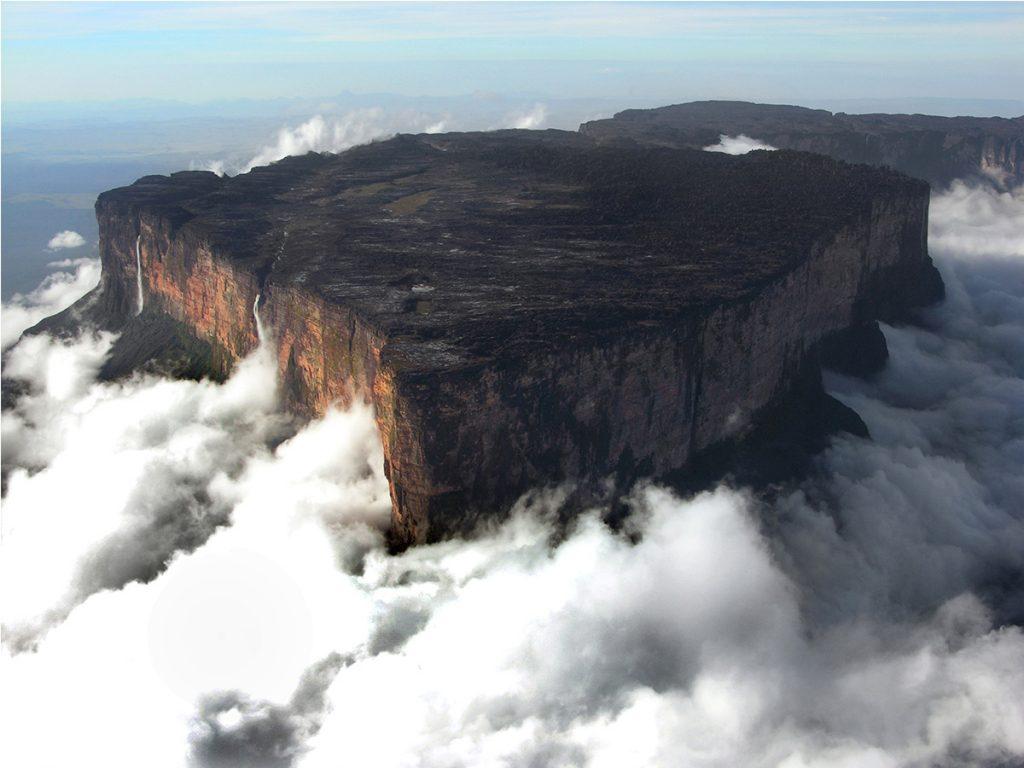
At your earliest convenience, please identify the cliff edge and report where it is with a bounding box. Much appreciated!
[34,130,943,545]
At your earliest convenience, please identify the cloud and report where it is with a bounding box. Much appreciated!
[46,230,87,250]
[703,134,778,155]
[240,109,453,174]
[197,103,551,177]
[0,257,100,350]
[46,256,94,268]
[929,181,1024,259]
[508,102,548,130]
[0,335,289,647]
[1,182,1022,767]
[1,341,391,765]
[195,159,229,177]
[187,653,349,768]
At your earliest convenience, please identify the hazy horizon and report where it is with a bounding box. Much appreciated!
[4,2,1023,106]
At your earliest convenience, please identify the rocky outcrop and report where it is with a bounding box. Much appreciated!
[580,101,1024,188]
[59,131,941,546]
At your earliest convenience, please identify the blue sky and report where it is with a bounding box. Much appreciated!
[3,2,1023,104]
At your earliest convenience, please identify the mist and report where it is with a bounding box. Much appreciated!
[1,181,1022,767]
[703,134,778,155]
[197,102,554,177]
[237,109,448,174]
[0,257,100,350]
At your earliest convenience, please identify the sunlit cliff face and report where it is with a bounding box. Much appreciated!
[1,182,1023,768]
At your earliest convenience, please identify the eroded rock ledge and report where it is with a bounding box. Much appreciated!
[53,131,943,545]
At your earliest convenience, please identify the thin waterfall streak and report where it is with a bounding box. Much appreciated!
[135,235,144,316]
[253,292,265,344]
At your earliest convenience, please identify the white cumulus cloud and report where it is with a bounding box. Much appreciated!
[46,230,87,250]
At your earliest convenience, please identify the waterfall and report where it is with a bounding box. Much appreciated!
[253,292,265,344]
[135,235,144,316]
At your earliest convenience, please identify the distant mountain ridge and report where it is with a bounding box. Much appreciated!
[580,100,1024,188]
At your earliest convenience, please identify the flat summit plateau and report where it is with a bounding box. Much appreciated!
[59,128,942,544]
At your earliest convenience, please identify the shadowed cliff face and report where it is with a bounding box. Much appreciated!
[581,101,1024,189]
[52,131,942,545]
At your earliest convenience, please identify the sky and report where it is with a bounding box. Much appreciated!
[3,1,1024,106]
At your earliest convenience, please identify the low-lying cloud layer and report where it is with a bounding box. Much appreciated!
[703,134,778,155]
[1,183,1022,767]
[0,257,100,350]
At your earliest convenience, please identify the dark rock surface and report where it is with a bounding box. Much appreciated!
[31,129,944,545]
[93,131,933,363]
[581,101,1024,188]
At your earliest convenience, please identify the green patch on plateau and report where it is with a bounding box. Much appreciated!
[385,190,435,216]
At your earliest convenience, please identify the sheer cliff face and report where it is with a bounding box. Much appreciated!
[376,189,935,544]
[98,209,261,369]
[87,132,941,546]
[580,101,1024,189]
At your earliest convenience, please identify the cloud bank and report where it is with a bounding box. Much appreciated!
[703,134,778,154]
[1,183,1022,767]
[0,257,100,350]
[46,230,87,250]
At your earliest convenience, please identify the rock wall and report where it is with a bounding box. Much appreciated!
[980,135,1023,187]
[760,131,1023,189]
[96,203,261,376]
[379,187,936,543]
[93,181,939,546]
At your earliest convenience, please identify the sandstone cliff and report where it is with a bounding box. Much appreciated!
[49,131,942,546]
[580,101,1024,189]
